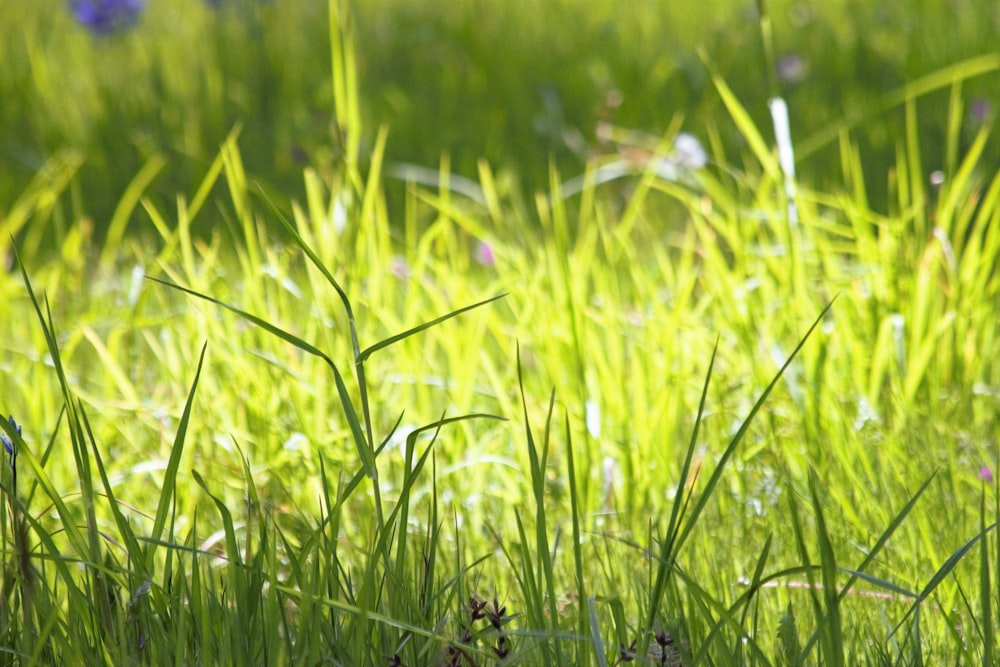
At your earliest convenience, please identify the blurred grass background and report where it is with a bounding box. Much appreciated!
[2,0,998,240]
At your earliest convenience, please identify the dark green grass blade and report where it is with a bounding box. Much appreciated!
[253,184,360,353]
[358,292,508,363]
[837,472,933,600]
[675,301,833,555]
[145,342,206,574]
[798,473,931,658]
[836,569,917,600]
[517,350,563,663]
[891,521,998,640]
[986,484,998,666]
[148,277,377,482]
[809,470,844,667]
[13,248,102,560]
[78,408,145,565]
[785,480,823,664]
[253,182,385,485]
[645,337,718,638]
[565,413,590,662]
[385,413,505,588]
[644,302,832,655]
[670,564,772,666]
[737,534,774,631]
[147,276,329,359]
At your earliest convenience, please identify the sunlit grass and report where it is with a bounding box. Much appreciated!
[1,0,999,664]
[2,103,999,661]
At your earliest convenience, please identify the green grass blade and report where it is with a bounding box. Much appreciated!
[358,292,508,363]
[808,470,844,667]
[797,54,1000,159]
[642,337,718,654]
[565,413,590,664]
[981,488,994,666]
[674,302,833,553]
[891,521,999,640]
[147,276,377,483]
[146,342,206,573]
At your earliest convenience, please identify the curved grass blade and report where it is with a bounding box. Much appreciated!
[359,292,508,364]
[890,520,998,640]
[675,301,833,553]
[145,342,207,574]
[147,277,377,483]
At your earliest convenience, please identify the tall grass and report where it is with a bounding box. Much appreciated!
[2,0,999,664]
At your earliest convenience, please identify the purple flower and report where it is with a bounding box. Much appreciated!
[475,241,495,268]
[1,415,20,458]
[69,0,144,35]
[979,466,995,484]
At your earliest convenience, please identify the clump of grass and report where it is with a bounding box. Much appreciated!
[2,0,1000,663]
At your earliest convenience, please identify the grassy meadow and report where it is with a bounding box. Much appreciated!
[1,0,999,664]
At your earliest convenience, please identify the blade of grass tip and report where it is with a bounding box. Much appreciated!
[797,53,1000,159]
[251,183,380,459]
[328,0,362,179]
[253,180,360,357]
[672,564,772,666]
[192,469,249,662]
[358,293,508,364]
[98,153,167,270]
[700,49,780,180]
[755,0,779,99]
[793,466,932,653]
[734,536,773,664]
[698,553,804,664]
[191,127,240,221]
[890,520,999,641]
[389,413,505,591]
[144,342,206,575]
[605,596,631,663]
[1,422,88,593]
[147,277,379,486]
[477,159,503,225]
[641,337,719,655]
[418,455,441,620]
[14,246,76,420]
[13,248,100,558]
[944,81,963,178]
[737,535,773,631]
[360,125,389,229]
[674,300,834,554]
[234,438,261,563]
[517,348,563,655]
[508,510,551,663]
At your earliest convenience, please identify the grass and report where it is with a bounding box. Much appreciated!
[2,0,1000,664]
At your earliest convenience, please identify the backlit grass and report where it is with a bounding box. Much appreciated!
[1,0,999,664]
